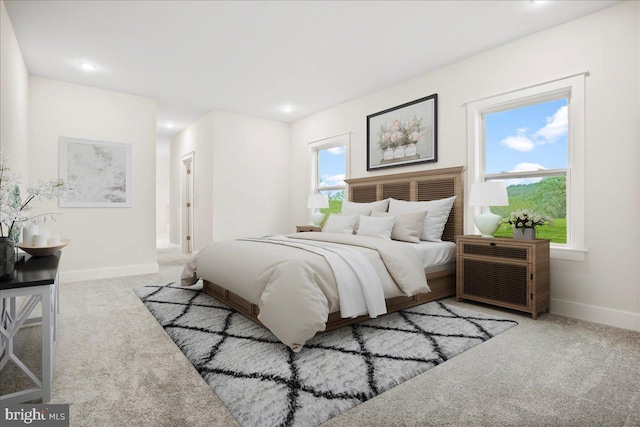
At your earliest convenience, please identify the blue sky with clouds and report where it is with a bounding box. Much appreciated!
[485,98,568,175]
[318,146,346,189]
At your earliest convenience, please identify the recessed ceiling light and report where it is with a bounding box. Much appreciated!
[79,62,96,71]
[281,105,293,113]
[166,122,174,129]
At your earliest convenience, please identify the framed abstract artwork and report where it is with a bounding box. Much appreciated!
[367,94,437,170]
[59,137,132,207]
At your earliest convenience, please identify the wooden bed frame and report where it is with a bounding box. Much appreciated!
[203,166,465,332]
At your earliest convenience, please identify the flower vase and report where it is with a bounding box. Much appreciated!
[383,148,394,160]
[393,146,405,159]
[513,228,536,240]
[404,143,417,156]
[0,237,16,280]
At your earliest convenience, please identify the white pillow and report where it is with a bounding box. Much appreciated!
[371,210,428,243]
[388,196,456,242]
[341,199,390,214]
[333,212,370,233]
[322,214,358,234]
[356,215,396,239]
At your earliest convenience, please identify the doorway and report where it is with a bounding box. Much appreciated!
[181,152,194,254]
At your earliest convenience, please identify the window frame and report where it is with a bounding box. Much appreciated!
[466,73,588,261]
[308,132,350,217]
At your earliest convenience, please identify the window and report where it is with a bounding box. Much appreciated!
[309,133,350,219]
[485,98,568,243]
[466,74,587,261]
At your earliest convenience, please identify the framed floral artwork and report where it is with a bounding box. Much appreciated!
[366,94,437,170]
[59,137,132,207]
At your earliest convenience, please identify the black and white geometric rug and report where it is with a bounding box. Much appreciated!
[135,282,517,427]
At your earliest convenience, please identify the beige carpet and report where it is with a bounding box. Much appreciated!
[2,247,639,426]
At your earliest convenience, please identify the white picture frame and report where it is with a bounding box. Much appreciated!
[59,137,132,208]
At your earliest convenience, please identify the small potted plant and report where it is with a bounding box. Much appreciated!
[506,209,553,240]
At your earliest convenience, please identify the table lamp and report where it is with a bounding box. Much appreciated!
[468,181,509,237]
[307,194,329,226]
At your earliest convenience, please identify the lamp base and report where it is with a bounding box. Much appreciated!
[474,209,502,238]
[310,212,326,227]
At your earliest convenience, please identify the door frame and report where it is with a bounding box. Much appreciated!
[181,152,195,253]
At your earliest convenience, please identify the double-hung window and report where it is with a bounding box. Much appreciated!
[309,133,350,219]
[466,74,587,260]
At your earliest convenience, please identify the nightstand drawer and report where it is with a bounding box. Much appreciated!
[461,241,529,261]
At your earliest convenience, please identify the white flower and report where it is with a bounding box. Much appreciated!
[507,208,553,230]
[0,155,72,239]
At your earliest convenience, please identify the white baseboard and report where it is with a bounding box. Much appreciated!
[551,298,640,332]
[59,263,159,283]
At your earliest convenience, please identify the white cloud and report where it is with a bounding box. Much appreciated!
[512,162,546,172]
[499,105,567,153]
[505,163,546,186]
[533,105,567,143]
[326,146,344,155]
[319,174,345,188]
[501,135,535,152]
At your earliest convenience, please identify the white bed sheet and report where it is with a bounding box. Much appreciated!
[407,240,457,274]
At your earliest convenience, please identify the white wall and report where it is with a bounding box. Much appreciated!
[29,77,158,281]
[156,145,170,242]
[291,2,640,331]
[170,111,215,251]
[0,0,29,176]
[170,110,291,250]
[211,111,291,240]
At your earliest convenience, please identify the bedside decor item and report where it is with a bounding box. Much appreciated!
[468,181,509,238]
[307,194,329,226]
[507,209,553,240]
[59,137,132,208]
[1,156,70,278]
[367,94,437,170]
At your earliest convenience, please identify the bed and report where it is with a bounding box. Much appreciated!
[182,166,465,351]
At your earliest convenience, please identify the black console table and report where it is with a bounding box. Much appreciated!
[0,252,61,404]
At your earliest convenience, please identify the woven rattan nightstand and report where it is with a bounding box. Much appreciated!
[455,235,550,319]
[296,225,323,233]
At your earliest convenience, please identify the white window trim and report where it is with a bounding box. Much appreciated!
[308,132,351,219]
[465,73,588,261]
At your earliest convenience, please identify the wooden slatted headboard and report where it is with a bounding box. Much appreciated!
[345,166,465,242]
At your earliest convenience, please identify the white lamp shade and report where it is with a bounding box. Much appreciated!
[468,182,509,207]
[307,194,329,209]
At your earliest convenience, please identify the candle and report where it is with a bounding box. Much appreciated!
[32,234,48,247]
[23,224,38,246]
[38,228,50,239]
[47,235,61,246]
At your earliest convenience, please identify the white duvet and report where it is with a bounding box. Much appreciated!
[181,232,430,351]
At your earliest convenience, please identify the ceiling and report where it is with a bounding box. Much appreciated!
[5,1,619,144]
